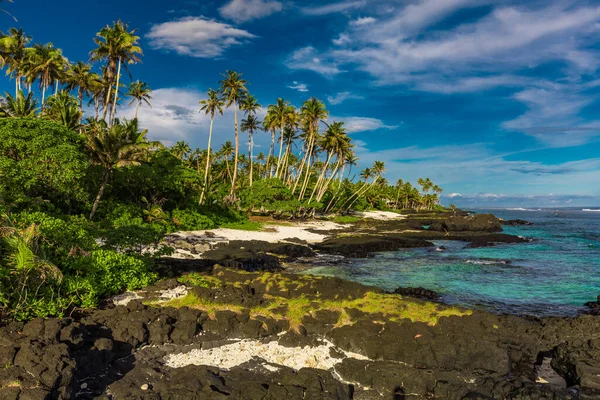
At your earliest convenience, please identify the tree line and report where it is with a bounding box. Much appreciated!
[0,21,444,218]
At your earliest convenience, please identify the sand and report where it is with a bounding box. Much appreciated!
[178,220,345,245]
[352,211,406,220]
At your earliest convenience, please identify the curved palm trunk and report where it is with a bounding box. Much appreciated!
[308,152,333,204]
[317,159,341,202]
[325,164,345,212]
[345,176,380,212]
[110,58,122,124]
[298,140,317,200]
[89,168,110,220]
[54,80,59,95]
[292,130,313,194]
[275,122,285,178]
[230,103,239,197]
[199,117,214,205]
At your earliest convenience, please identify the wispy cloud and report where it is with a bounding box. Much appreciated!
[350,16,376,26]
[285,46,343,76]
[301,0,366,16]
[503,87,600,147]
[219,0,283,23]
[327,91,364,105]
[332,116,398,133]
[146,17,256,58]
[287,81,309,92]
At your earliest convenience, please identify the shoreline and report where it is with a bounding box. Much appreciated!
[1,211,599,399]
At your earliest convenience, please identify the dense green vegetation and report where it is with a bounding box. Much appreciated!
[0,21,446,320]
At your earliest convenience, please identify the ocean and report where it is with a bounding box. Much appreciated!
[300,208,600,317]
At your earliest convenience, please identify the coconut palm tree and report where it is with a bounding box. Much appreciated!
[263,107,278,177]
[198,88,224,204]
[296,98,328,199]
[219,140,235,183]
[90,20,142,123]
[268,98,295,179]
[65,61,95,114]
[219,70,247,197]
[126,80,152,119]
[0,90,37,117]
[171,141,191,161]
[240,114,261,187]
[0,28,31,96]
[42,90,82,131]
[85,118,161,220]
[26,43,67,109]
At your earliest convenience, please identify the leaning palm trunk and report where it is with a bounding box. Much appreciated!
[89,168,110,220]
[134,101,140,119]
[344,176,380,212]
[41,84,47,111]
[325,165,345,212]
[317,159,342,202]
[199,117,214,205]
[308,152,333,204]
[292,132,313,194]
[110,58,122,124]
[275,127,285,179]
[299,142,316,200]
[230,103,239,197]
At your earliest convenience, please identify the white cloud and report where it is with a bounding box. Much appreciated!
[219,0,283,23]
[503,87,600,147]
[301,0,366,16]
[415,75,527,94]
[447,193,463,198]
[350,16,376,26]
[146,17,256,58]
[287,81,309,92]
[332,33,351,46]
[285,46,343,76]
[331,116,397,133]
[327,91,364,105]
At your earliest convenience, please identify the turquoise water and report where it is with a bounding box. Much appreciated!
[301,208,600,316]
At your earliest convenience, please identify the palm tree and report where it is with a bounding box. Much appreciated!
[296,98,328,199]
[219,140,235,183]
[219,70,247,197]
[27,43,67,109]
[0,28,31,96]
[65,61,95,114]
[90,20,142,123]
[241,114,261,187]
[85,118,160,220]
[269,98,295,179]
[263,107,278,177]
[309,121,349,203]
[171,141,191,160]
[0,90,37,117]
[199,88,224,204]
[240,94,261,186]
[42,90,82,131]
[127,80,152,119]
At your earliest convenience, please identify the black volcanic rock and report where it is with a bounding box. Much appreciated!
[429,213,503,233]
[313,235,434,258]
[584,296,600,316]
[394,286,440,301]
[501,219,534,226]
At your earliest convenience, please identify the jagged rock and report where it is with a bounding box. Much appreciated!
[429,213,503,233]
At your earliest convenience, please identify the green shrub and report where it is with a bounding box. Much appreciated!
[0,118,89,213]
[170,209,216,231]
[331,215,360,224]
[221,220,263,231]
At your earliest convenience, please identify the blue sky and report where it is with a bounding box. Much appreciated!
[3,0,600,207]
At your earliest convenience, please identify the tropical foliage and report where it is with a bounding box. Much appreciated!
[0,19,446,321]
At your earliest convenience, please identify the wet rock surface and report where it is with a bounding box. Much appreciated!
[0,266,598,399]
[428,213,503,233]
[502,219,534,226]
[394,286,440,301]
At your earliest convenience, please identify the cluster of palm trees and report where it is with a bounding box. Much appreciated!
[0,20,445,216]
[0,23,152,125]
[392,178,444,211]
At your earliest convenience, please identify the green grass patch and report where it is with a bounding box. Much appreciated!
[177,273,221,288]
[331,215,361,224]
[161,270,471,331]
[221,220,264,231]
